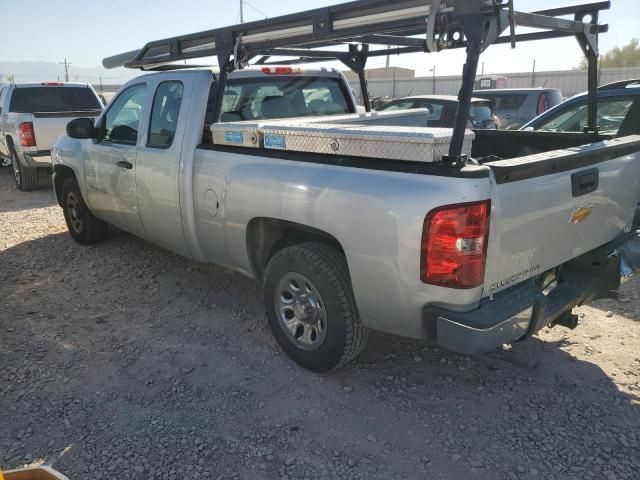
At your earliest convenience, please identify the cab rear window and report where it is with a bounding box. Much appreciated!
[221,77,353,122]
[9,87,102,113]
[477,94,527,111]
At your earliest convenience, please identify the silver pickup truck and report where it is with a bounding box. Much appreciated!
[0,82,103,190]
[51,66,640,372]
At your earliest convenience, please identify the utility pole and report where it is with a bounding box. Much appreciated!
[59,57,72,82]
[432,66,436,95]
[99,76,103,93]
[239,0,244,23]
[531,58,536,88]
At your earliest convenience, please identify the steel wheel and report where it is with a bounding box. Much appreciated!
[66,191,84,234]
[274,272,328,351]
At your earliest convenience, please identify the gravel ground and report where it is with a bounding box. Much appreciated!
[1,167,639,480]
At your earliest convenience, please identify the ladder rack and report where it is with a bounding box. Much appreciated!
[102,0,610,163]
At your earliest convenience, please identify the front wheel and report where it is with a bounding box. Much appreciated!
[263,242,368,373]
[61,177,108,245]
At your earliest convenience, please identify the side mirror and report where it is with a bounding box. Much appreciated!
[67,118,97,139]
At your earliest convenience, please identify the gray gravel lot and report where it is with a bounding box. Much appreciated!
[1,167,639,480]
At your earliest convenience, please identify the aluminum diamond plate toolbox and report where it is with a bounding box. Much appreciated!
[260,124,474,163]
[210,109,431,149]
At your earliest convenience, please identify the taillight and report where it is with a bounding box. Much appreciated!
[41,82,64,86]
[536,93,548,115]
[19,122,36,147]
[261,66,302,75]
[421,200,491,289]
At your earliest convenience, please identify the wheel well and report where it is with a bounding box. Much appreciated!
[53,165,77,206]
[246,218,345,280]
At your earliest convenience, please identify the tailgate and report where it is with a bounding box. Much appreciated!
[32,112,99,150]
[483,135,640,297]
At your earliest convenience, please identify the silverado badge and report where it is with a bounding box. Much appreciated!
[569,204,594,224]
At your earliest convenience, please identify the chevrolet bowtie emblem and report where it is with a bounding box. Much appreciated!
[569,204,594,224]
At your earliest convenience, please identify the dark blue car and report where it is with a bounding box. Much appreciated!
[522,79,640,137]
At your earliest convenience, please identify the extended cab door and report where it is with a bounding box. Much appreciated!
[85,83,148,238]
[135,79,190,257]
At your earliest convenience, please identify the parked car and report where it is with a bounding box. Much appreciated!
[0,82,103,190]
[472,88,563,129]
[52,63,640,372]
[378,95,498,129]
[521,79,640,137]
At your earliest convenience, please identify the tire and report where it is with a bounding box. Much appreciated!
[61,177,108,245]
[11,150,39,191]
[263,242,368,373]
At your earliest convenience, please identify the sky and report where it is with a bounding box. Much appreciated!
[0,0,639,83]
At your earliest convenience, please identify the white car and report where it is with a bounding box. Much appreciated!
[0,82,103,190]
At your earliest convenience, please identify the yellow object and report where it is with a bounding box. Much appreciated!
[0,467,68,480]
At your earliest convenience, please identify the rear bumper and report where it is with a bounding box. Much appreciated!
[424,231,640,355]
[22,150,52,167]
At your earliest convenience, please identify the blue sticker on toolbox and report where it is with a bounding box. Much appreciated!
[225,131,244,144]
[264,134,287,149]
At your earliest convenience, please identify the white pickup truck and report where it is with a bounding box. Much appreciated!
[51,65,640,372]
[0,82,103,190]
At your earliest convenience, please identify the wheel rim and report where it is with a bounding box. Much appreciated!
[274,272,328,351]
[11,154,21,187]
[66,192,84,233]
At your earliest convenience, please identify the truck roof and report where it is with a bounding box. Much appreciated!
[10,82,93,88]
[473,88,561,94]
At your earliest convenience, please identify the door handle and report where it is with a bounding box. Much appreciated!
[116,160,133,170]
[571,168,599,197]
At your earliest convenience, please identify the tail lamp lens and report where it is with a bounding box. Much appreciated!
[536,93,549,115]
[421,200,491,289]
[19,122,36,147]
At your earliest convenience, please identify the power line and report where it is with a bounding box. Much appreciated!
[244,0,268,19]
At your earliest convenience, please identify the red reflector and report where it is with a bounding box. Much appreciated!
[19,122,36,147]
[261,66,301,75]
[41,82,64,86]
[421,200,491,289]
[536,93,548,115]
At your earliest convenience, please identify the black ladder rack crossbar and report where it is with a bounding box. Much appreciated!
[102,0,610,160]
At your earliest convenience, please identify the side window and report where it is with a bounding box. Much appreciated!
[381,101,414,111]
[148,81,184,148]
[416,102,445,120]
[102,83,147,144]
[595,98,634,135]
[489,94,527,111]
[536,97,635,135]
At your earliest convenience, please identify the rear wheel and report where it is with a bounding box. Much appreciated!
[61,177,108,245]
[11,150,39,191]
[263,242,368,373]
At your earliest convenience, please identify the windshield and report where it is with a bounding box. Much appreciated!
[533,96,634,135]
[9,87,101,113]
[221,76,353,121]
